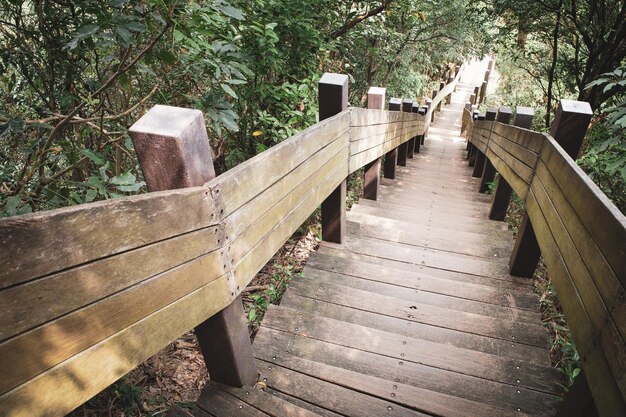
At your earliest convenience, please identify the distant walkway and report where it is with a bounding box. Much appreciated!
[192,60,563,417]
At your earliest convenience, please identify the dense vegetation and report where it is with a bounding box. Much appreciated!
[0,0,491,216]
[2,1,624,414]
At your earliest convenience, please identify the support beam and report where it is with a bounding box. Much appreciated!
[412,103,421,153]
[384,98,402,179]
[130,105,256,387]
[402,99,414,160]
[479,107,498,193]
[319,73,348,243]
[363,86,385,201]
[509,100,592,277]
[488,106,515,220]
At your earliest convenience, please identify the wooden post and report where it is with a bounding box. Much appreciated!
[473,86,480,104]
[469,94,476,106]
[437,81,444,111]
[363,87,385,200]
[418,105,427,146]
[484,70,490,83]
[480,80,487,104]
[384,98,402,179]
[488,106,515,220]
[319,73,348,243]
[446,76,454,104]
[509,100,592,277]
[488,58,495,72]
[129,105,257,387]
[478,108,498,193]
[412,103,421,153]
[556,371,598,417]
[424,98,433,139]
[471,113,486,177]
[401,99,414,161]
[461,101,472,132]
[431,90,437,121]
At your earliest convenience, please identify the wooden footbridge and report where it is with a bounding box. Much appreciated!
[1,60,625,417]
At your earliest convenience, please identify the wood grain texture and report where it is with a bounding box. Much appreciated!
[208,110,350,218]
[0,186,218,288]
[0,275,233,417]
[525,190,626,416]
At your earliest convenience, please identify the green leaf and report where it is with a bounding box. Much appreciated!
[247,308,257,322]
[4,196,21,216]
[85,189,97,202]
[76,24,100,38]
[221,83,238,99]
[126,22,147,32]
[81,149,105,165]
[116,181,146,192]
[110,0,129,7]
[116,24,132,45]
[111,172,136,185]
[217,5,244,20]
[225,79,247,85]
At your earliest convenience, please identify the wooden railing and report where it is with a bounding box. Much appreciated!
[0,66,464,416]
[467,104,626,417]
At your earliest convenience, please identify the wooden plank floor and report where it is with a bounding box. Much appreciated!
[195,60,564,417]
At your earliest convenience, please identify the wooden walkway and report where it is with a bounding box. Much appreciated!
[193,63,563,417]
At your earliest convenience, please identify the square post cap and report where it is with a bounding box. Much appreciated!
[514,106,535,129]
[412,103,420,113]
[402,99,414,112]
[389,97,402,111]
[367,87,386,110]
[318,73,349,121]
[129,105,215,191]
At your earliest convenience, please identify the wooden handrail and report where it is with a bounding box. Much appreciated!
[468,118,626,416]
[0,70,465,416]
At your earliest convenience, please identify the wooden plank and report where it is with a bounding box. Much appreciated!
[0,275,233,417]
[280,292,548,365]
[305,252,537,311]
[340,235,514,280]
[525,190,626,416]
[349,146,385,173]
[490,130,541,168]
[256,358,426,417]
[261,306,561,394]
[197,383,270,417]
[226,138,348,259]
[286,276,547,348]
[0,225,223,342]
[230,158,348,290]
[531,168,626,397]
[486,146,530,201]
[209,110,350,218]
[255,326,558,416]
[349,107,402,127]
[317,244,533,288]
[541,139,626,288]
[255,328,534,417]
[487,137,535,184]
[491,122,545,153]
[300,265,539,322]
[536,159,625,337]
[214,383,322,417]
[0,186,218,289]
[0,250,225,395]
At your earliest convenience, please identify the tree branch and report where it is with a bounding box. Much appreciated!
[330,1,392,39]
